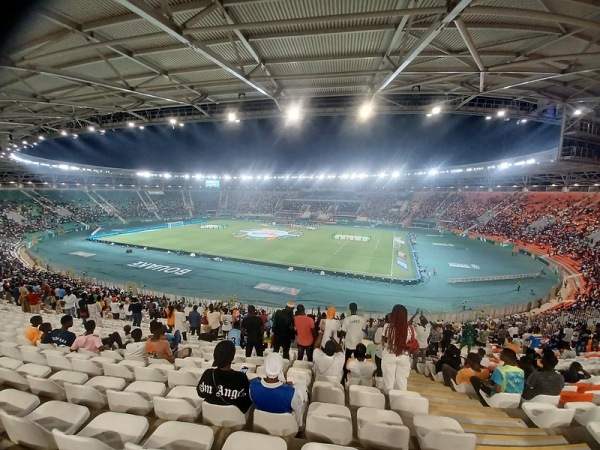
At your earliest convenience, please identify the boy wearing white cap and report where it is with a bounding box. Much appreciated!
[250,353,308,427]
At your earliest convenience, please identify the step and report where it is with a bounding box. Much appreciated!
[462,424,548,436]
[430,410,527,427]
[430,404,509,417]
[476,434,568,446]
[476,444,590,450]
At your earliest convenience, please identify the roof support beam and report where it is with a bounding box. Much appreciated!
[454,17,485,72]
[375,0,474,93]
[114,0,271,98]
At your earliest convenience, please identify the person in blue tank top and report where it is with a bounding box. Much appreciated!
[250,353,308,428]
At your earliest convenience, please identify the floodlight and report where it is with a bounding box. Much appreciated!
[38,135,44,141]
[392,171,400,178]
[182,174,190,179]
[136,171,151,177]
[235,119,240,123]
[499,162,510,169]
[168,118,177,125]
[88,126,95,132]
[359,102,372,120]
[485,116,492,120]
[163,173,172,179]
[22,140,27,144]
[228,112,236,122]
[426,113,432,117]
[428,169,438,176]
[179,123,184,127]
[497,110,506,117]
[72,134,78,138]
[431,106,441,115]
[286,105,301,123]
[574,109,582,116]
[139,125,145,130]
[521,118,527,123]
[128,121,135,127]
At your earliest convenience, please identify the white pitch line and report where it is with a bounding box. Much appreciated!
[334,241,348,255]
[390,234,395,277]
[375,239,380,250]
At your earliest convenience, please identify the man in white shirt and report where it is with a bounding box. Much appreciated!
[313,327,345,383]
[110,299,121,319]
[346,343,377,387]
[507,323,519,339]
[411,310,431,369]
[62,287,78,318]
[562,324,574,344]
[124,328,148,362]
[339,302,366,381]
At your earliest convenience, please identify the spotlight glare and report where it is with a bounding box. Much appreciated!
[60,130,67,136]
[127,121,135,127]
[426,113,433,117]
[485,116,492,120]
[359,102,372,120]
[88,126,95,132]
[22,140,27,145]
[497,110,506,117]
[235,119,240,123]
[574,109,582,116]
[169,118,177,125]
[286,105,301,123]
[179,123,184,127]
[139,125,145,130]
[431,106,441,115]
[38,135,44,141]
[521,118,527,123]
[227,112,236,122]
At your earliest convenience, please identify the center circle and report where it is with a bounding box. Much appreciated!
[246,229,290,239]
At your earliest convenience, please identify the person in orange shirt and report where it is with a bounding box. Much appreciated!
[165,304,175,331]
[505,337,520,354]
[443,352,490,388]
[24,315,43,346]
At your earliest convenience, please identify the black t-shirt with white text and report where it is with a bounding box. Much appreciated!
[196,368,251,413]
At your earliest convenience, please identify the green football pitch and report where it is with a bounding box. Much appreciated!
[98,220,416,280]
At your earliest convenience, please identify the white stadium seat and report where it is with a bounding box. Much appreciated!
[413,414,476,450]
[202,403,247,430]
[253,410,299,438]
[357,407,410,450]
[125,421,214,450]
[222,431,287,450]
[305,402,353,446]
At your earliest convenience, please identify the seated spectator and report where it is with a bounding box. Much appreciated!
[346,343,376,387]
[250,353,308,427]
[42,314,76,347]
[522,352,563,400]
[433,344,461,375]
[71,320,110,354]
[519,354,536,380]
[145,320,190,363]
[443,352,490,388]
[197,340,252,413]
[313,326,345,383]
[471,348,525,406]
[24,315,43,346]
[560,342,577,360]
[228,321,242,347]
[39,323,53,343]
[505,337,520,354]
[477,347,493,369]
[124,328,147,362]
[559,361,591,383]
[120,325,133,346]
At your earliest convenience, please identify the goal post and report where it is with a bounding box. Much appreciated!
[167,221,184,228]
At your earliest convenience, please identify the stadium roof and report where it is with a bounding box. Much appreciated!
[1,0,600,147]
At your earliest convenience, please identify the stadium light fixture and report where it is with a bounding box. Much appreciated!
[179,123,184,127]
[499,162,510,169]
[521,118,528,123]
[22,140,27,145]
[38,135,44,141]
[574,109,582,116]
[235,119,240,123]
[426,113,432,117]
[431,106,441,115]
[163,173,172,179]
[228,112,236,122]
[286,105,301,123]
[359,102,372,120]
[428,169,439,176]
[497,110,506,117]
[485,116,492,120]
[168,118,177,125]
[139,125,145,130]
[60,130,67,136]
[88,126,95,132]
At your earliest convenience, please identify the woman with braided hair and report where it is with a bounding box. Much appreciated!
[381,304,413,392]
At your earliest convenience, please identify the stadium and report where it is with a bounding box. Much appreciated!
[1,1,600,450]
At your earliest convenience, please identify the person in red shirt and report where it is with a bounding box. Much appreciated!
[28,288,41,314]
[294,304,315,362]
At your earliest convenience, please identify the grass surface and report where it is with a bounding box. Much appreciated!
[99,220,416,279]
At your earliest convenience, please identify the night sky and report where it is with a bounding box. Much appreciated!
[26,114,560,173]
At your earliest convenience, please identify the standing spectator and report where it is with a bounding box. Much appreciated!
[228,321,242,347]
[63,287,77,317]
[410,310,431,369]
[272,302,295,360]
[166,304,176,331]
[173,304,188,341]
[320,307,341,345]
[340,302,366,362]
[381,304,413,392]
[207,304,221,338]
[441,323,454,353]
[372,316,387,377]
[110,298,121,320]
[197,340,252,413]
[428,323,442,356]
[294,304,315,362]
[241,305,264,357]
[460,322,477,353]
[27,287,41,314]
[221,308,233,340]
[188,305,201,336]
[78,292,89,325]
[130,298,143,327]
